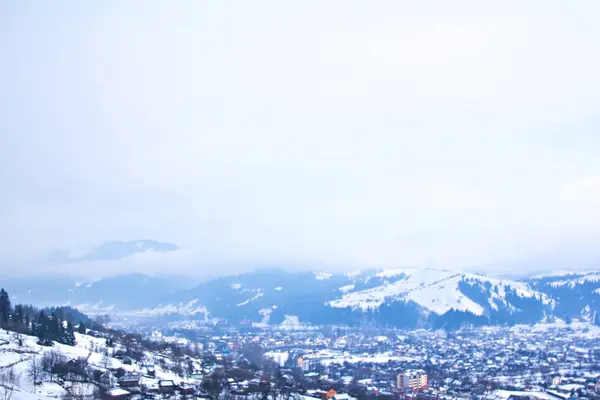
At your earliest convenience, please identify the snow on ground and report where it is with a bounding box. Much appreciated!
[129,299,209,317]
[549,272,600,288]
[523,320,600,338]
[237,291,264,306]
[265,351,289,366]
[530,270,586,280]
[71,302,116,314]
[329,269,480,314]
[345,271,362,278]
[406,274,485,316]
[314,272,333,280]
[258,306,277,324]
[77,300,210,321]
[329,268,550,315]
[0,329,109,399]
[280,315,301,327]
[338,284,355,293]
[375,268,417,278]
[464,273,554,307]
[0,328,201,400]
[278,315,317,331]
[490,390,558,400]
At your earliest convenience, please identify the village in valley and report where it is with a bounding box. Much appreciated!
[2,282,600,400]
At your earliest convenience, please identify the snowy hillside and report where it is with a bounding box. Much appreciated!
[528,270,600,323]
[546,272,600,287]
[0,328,202,400]
[329,269,552,316]
[5,267,600,329]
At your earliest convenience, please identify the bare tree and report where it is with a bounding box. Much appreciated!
[42,349,65,382]
[28,354,43,385]
[0,365,21,400]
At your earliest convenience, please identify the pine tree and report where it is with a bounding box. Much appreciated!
[0,288,11,328]
[36,311,50,345]
[11,304,24,332]
[48,313,61,342]
[77,322,86,334]
[64,322,76,346]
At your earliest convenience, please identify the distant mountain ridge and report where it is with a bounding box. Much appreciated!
[4,267,600,329]
[45,239,180,263]
[1,272,195,310]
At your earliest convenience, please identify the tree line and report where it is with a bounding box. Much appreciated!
[0,287,95,347]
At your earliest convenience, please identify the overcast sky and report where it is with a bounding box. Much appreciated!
[1,1,600,278]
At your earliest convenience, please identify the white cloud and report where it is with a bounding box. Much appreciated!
[561,176,600,203]
[1,1,600,276]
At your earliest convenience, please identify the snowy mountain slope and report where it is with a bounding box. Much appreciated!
[3,267,600,329]
[0,328,203,400]
[328,269,552,317]
[0,329,120,399]
[529,270,600,322]
[329,269,471,312]
[546,272,600,287]
[157,268,557,328]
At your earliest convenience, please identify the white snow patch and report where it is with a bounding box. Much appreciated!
[530,270,585,280]
[490,390,558,400]
[549,272,600,288]
[131,300,209,318]
[237,291,263,306]
[339,284,355,293]
[76,300,210,321]
[265,351,290,366]
[376,268,417,278]
[314,272,332,280]
[72,302,116,314]
[329,268,551,315]
[259,308,273,324]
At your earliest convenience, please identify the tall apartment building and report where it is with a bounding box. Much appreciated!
[396,369,428,391]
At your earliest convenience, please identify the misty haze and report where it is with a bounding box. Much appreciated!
[1,2,600,400]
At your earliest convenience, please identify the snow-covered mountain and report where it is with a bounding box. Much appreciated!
[529,271,600,323]
[328,268,552,316]
[3,267,587,329]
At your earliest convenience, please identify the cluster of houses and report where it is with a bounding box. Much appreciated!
[99,321,600,399]
[101,369,192,399]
